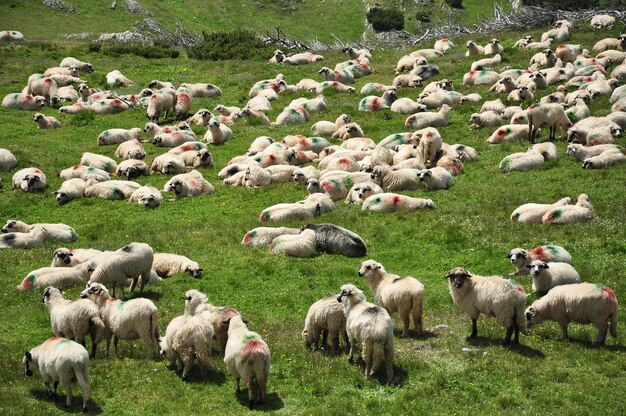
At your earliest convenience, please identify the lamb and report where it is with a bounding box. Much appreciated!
[164,170,214,197]
[358,90,397,111]
[465,40,484,57]
[60,57,94,72]
[2,93,47,110]
[223,315,270,409]
[79,152,117,174]
[106,70,132,87]
[507,245,572,275]
[582,150,626,169]
[412,127,442,166]
[33,112,60,129]
[446,267,528,345]
[23,337,91,411]
[337,284,394,383]
[462,70,501,86]
[404,104,450,129]
[273,106,309,125]
[510,196,572,223]
[528,103,572,142]
[592,35,626,52]
[345,182,383,205]
[391,74,423,88]
[527,260,580,295]
[318,67,355,84]
[507,86,534,102]
[97,127,142,146]
[2,220,77,242]
[88,242,154,300]
[128,185,163,208]
[514,35,534,48]
[115,159,149,180]
[489,76,517,93]
[469,111,502,128]
[160,314,214,380]
[146,88,176,122]
[471,54,501,71]
[499,149,545,172]
[525,283,619,346]
[179,83,222,98]
[311,114,350,137]
[16,263,93,291]
[0,148,17,172]
[242,227,300,247]
[419,167,452,189]
[362,193,435,212]
[80,282,160,358]
[301,223,367,258]
[115,139,145,160]
[542,193,595,224]
[151,153,186,175]
[269,229,318,257]
[12,167,47,192]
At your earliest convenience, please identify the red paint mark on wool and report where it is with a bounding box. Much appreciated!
[529,105,537,110]
[602,287,617,303]
[243,233,251,244]
[219,308,239,321]
[43,337,63,347]
[338,158,350,165]
[72,165,82,171]
[242,339,266,356]
[163,127,173,133]
[44,78,52,84]
[392,195,401,204]
[98,136,106,145]
[497,129,505,137]
[34,169,42,174]
[469,70,476,76]
[529,246,549,262]
[371,98,380,111]
[425,133,433,139]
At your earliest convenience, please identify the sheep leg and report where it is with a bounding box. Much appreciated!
[61,380,72,408]
[321,329,329,348]
[513,322,520,345]
[594,323,608,346]
[348,336,357,363]
[470,318,478,338]
[362,342,372,378]
[503,326,514,346]
[114,335,119,356]
[105,333,112,356]
[560,324,569,340]
[400,309,410,337]
[45,382,54,398]
[343,330,351,352]
[181,352,193,380]
[331,331,340,354]
[54,380,59,395]
[235,377,241,393]
[413,302,423,333]
[385,343,394,385]
[140,269,151,293]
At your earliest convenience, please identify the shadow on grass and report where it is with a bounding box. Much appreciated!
[350,357,409,386]
[30,388,103,414]
[561,337,626,352]
[182,367,228,385]
[465,336,545,358]
[132,289,162,301]
[235,391,284,411]
[407,329,437,341]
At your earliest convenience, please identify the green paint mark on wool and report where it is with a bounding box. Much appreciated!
[359,99,367,110]
[112,188,124,199]
[289,108,299,116]
[546,245,559,255]
[567,112,578,123]
[500,158,510,171]
[103,131,110,137]
[55,339,72,349]
[104,162,113,172]
[249,230,257,238]
[242,334,261,343]
[342,176,354,188]
[552,209,563,219]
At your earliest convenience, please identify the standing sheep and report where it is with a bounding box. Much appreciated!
[303,295,349,353]
[527,260,580,295]
[528,103,572,143]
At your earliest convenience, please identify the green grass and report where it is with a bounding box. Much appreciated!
[1,24,626,416]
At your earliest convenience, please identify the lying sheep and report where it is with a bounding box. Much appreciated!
[84,180,141,200]
[566,143,623,162]
[269,229,317,258]
[471,54,501,71]
[404,104,450,129]
[583,149,626,169]
[0,148,17,172]
[465,40,484,57]
[301,223,367,258]
[80,152,117,174]
[370,165,421,192]
[164,170,214,197]
[16,263,93,291]
[470,111,502,128]
[2,220,77,242]
[80,282,159,358]
[106,70,132,87]
[58,165,110,183]
[0,225,47,249]
[591,14,616,29]
[434,38,454,52]
[345,182,383,205]
[526,38,553,50]
[592,34,626,52]
[358,90,397,112]
[362,193,435,212]
[242,227,300,247]
[507,245,572,275]
[23,337,91,411]
[12,167,47,192]
[179,148,213,169]
[446,267,528,345]
[510,196,572,223]
[463,70,500,86]
[59,102,91,114]
[151,153,186,175]
[273,106,309,125]
[129,185,163,208]
[391,74,422,88]
[526,283,619,345]
[513,35,534,48]
[507,86,534,102]
[316,81,355,94]
[33,112,60,129]
[419,167,452,189]
[179,82,221,98]
[168,141,207,155]
[115,139,145,160]
[409,64,440,80]
[2,93,47,110]
[332,123,365,140]
[50,248,103,268]
[303,295,349,353]
[500,148,545,172]
[358,260,424,336]
[337,284,394,383]
[542,193,595,224]
[97,127,142,146]
[487,124,535,144]
[60,57,93,72]
[527,260,580,295]
[116,159,149,180]
[489,76,517,93]
[319,67,354,84]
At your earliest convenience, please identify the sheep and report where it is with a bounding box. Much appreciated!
[343,46,372,60]
[419,167,453,189]
[542,193,595,224]
[404,104,450,129]
[60,57,94,72]
[463,70,501,86]
[358,90,397,111]
[0,148,17,172]
[391,74,423,88]
[223,315,270,409]
[310,114,350,137]
[469,111,502,129]
[16,262,93,291]
[178,148,213,169]
[58,101,90,114]
[2,220,77,242]
[565,89,593,106]
[292,166,320,185]
[411,127,442,166]
[395,55,428,73]
[238,107,271,125]
[97,127,142,146]
[434,38,454,51]
[79,282,159,358]
[526,38,553,50]
[370,165,421,192]
[555,44,583,63]
[489,76,517,94]
[268,229,317,257]
[450,144,478,163]
[528,103,572,143]
[283,51,323,65]
[446,267,528,345]
[260,199,322,223]
[360,83,394,94]
[465,40,484,57]
[23,337,91,411]
[597,49,626,64]
[408,48,443,59]
[168,141,207,156]
[582,150,626,169]
[273,106,309,125]
[128,185,163,208]
[361,193,435,213]
[146,88,176,122]
[526,283,619,346]
[115,139,145,160]
[164,170,214,197]
[337,284,394,382]
[2,93,47,110]
[529,49,557,68]
[345,182,383,205]
[89,97,128,114]
[50,248,103,268]
[44,66,80,77]
[527,260,580,295]
[319,67,354,84]
[315,81,356,94]
[471,54,501,71]
[591,14,616,29]
[510,196,572,223]
[290,95,326,113]
[26,74,60,106]
[179,82,221,98]
[296,78,320,91]
[507,245,572,275]
[12,167,47,192]
[415,91,453,109]
[174,87,193,119]
[150,153,186,175]
[58,165,109,183]
[152,131,196,148]
[332,123,365,141]
[241,227,300,247]
[106,70,132,87]
[33,112,60,129]
[592,35,626,52]
[390,98,426,115]
[79,152,117,174]
[300,223,367,258]
[506,86,534,103]
[303,295,349,353]
[115,159,149,180]
[499,148,545,172]
[409,64,441,80]
[51,178,86,204]
[0,224,48,249]
[513,35,534,48]
[247,95,272,113]
[566,143,622,161]
[88,242,154,300]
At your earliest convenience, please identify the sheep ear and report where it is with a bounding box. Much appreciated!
[506,253,512,258]
[525,265,532,269]
[222,318,232,326]
[242,318,249,325]
[542,263,549,269]
[24,351,31,360]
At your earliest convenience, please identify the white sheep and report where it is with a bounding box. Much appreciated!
[446,267,528,345]
[2,220,77,242]
[296,78,320,91]
[223,315,271,409]
[26,75,60,106]
[106,70,132,87]
[0,148,17,172]
[513,35,534,48]
[161,313,214,380]
[566,143,622,161]
[168,141,207,155]
[526,283,619,345]
[391,98,427,115]
[527,260,580,295]
[465,40,484,56]
[462,70,500,86]
[434,38,454,51]
[79,152,117,174]
[332,123,365,140]
[507,86,534,102]
[179,82,221,98]
[115,159,149,180]
[241,227,300,247]
[591,14,616,29]
[460,93,483,103]
[404,104,450,129]
[179,148,213,169]
[33,112,61,129]
[412,127,442,166]
[50,248,103,268]
[370,165,421,192]
[507,245,572,275]
[16,262,93,291]
[303,294,349,353]
[0,225,47,249]
[362,193,435,212]
[419,167,452,189]
[23,337,91,411]
[128,185,163,208]
[59,101,91,114]
[471,53,501,71]
[60,57,94,72]
[319,66,354,84]
[555,44,583,63]
[153,130,196,147]
[358,90,397,111]
[345,182,383,205]
[487,124,535,144]
[97,127,142,146]
[12,167,47,192]
[499,149,545,172]
[58,165,110,183]
[337,284,394,383]
[269,229,317,257]
[583,149,626,169]
[488,76,517,93]
[164,170,214,197]
[528,103,572,142]
[592,35,626,52]
[80,282,159,358]
[88,242,154,300]
[510,196,572,223]
[273,106,309,125]
[526,38,553,50]
[151,153,186,175]
[2,93,47,110]
[542,193,595,224]
[469,111,502,128]
[146,88,176,122]
[115,139,145,160]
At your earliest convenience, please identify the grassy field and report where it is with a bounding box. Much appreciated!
[0,22,625,416]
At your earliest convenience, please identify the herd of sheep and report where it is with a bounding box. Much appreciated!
[1,13,624,411]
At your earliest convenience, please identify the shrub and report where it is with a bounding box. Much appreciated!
[69,111,95,127]
[186,29,275,61]
[97,43,179,59]
[444,0,464,9]
[415,11,431,23]
[367,7,405,32]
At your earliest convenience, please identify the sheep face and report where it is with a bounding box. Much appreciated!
[148,80,159,89]
[80,282,108,299]
[170,180,185,195]
[527,260,549,277]
[53,248,73,265]
[1,220,17,233]
[33,113,44,123]
[446,267,471,289]
[53,190,71,204]
[139,194,161,208]
[306,178,321,194]
[507,249,528,267]
[139,89,153,98]
[41,286,60,304]
[419,170,433,182]
[336,284,366,304]
[524,306,543,328]
[356,184,377,199]
[208,118,220,129]
[358,260,384,277]
[186,267,202,279]
[24,175,43,191]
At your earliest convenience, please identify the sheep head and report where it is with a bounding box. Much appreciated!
[446,267,471,288]
[527,260,549,276]
[358,260,385,278]
[337,284,365,303]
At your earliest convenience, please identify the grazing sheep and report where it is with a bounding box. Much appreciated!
[391,74,423,88]
[106,70,132,87]
[527,260,580,295]
[88,242,154,300]
[507,245,572,275]
[79,152,117,174]
[301,223,367,258]
[528,103,572,142]
[419,167,452,189]
[116,159,149,180]
[583,149,626,169]
[404,104,450,129]
[465,40,484,57]
[362,193,435,212]
[164,170,214,197]
[151,153,186,175]
[526,283,619,345]
[303,295,349,353]
[16,262,93,291]
[471,53,501,71]
[542,193,595,224]
[97,127,142,146]
[345,182,383,205]
[358,90,397,111]
[80,282,159,358]
[510,197,571,223]
[115,139,145,160]
[223,315,270,409]
[23,337,91,411]
[0,148,17,172]
[269,229,317,257]
[2,220,77,242]
[463,70,501,86]
[470,111,502,128]
[129,185,163,208]
[446,267,528,345]
[241,227,300,247]
[33,112,60,129]
[12,167,47,192]
[337,284,394,383]
[2,93,47,110]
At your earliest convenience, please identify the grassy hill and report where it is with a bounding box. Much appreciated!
[0,12,625,416]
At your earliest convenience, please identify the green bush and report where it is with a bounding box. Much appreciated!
[97,43,179,59]
[444,0,464,9]
[186,29,275,61]
[366,7,405,32]
[415,11,432,23]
